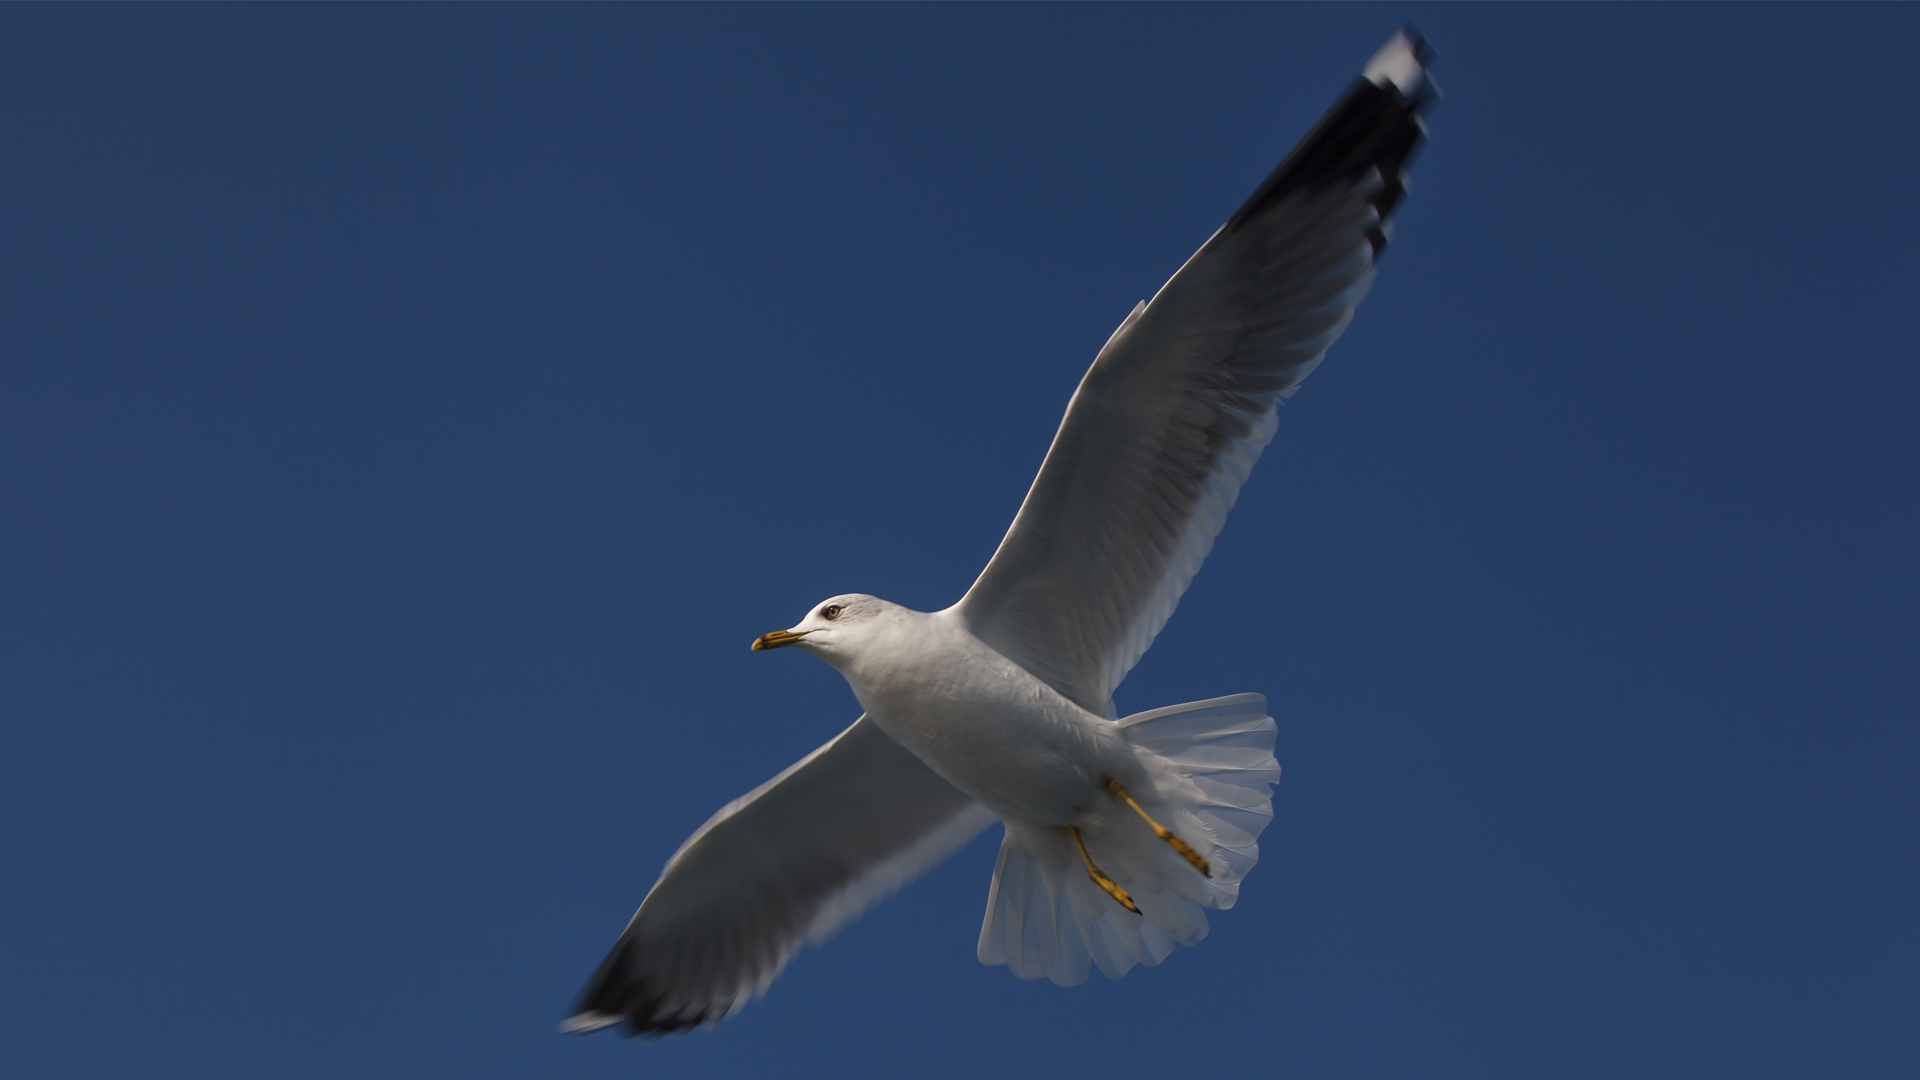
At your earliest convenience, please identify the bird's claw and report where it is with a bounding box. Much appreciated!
[1106,779,1212,878]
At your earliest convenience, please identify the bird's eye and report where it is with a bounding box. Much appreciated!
[821,605,843,620]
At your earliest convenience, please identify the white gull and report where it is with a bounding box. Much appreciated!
[566,27,1438,1035]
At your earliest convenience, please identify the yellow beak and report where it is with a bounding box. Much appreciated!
[750,629,813,651]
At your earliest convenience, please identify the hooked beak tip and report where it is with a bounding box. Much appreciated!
[751,629,812,651]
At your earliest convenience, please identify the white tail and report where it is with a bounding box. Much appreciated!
[976,693,1279,985]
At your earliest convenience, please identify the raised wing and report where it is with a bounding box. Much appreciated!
[952,29,1438,716]
[564,716,997,1035]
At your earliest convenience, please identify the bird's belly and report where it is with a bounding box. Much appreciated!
[851,653,1126,826]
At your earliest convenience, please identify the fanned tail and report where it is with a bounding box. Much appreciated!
[976,693,1279,985]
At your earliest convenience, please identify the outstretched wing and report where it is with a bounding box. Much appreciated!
[953,29,1438,716]
[565,716,997,1035]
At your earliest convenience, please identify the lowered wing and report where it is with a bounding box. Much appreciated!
[952,29,1438,716]
[565,716,997,1035]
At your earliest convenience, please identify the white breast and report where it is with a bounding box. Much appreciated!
[838,610,1134,825]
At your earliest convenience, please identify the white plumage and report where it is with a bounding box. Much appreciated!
[566,27,1437,1036]
[979,694,1278,985]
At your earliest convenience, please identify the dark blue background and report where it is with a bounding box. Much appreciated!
[4,6,1914,1077]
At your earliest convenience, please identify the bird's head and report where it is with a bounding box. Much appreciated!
[750,594,896,662]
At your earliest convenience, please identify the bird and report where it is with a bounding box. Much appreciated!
[564,27,1437,1036]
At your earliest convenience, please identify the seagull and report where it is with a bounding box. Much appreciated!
[565,27,1437,1036]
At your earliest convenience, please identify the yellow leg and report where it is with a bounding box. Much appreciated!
[1067,825,1140,914]
[1107,779,1212,878]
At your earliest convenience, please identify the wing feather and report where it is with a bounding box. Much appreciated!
[953,29,1438,714]
[565,716,996,1035]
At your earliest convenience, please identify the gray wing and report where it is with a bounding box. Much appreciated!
[952,29,1438,716]
[564,716,996,1035]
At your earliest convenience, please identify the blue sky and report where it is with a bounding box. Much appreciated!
[3,6,1915,1078]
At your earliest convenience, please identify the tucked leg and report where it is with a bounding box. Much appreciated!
[1067,825,1140,914]
[1107,779,1212,878]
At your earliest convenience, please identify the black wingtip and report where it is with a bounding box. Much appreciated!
[563,931,723,1038]
[1224,28,1439,243]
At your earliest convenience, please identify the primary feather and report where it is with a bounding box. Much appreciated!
[566,717,994,1034]
[955,29,1436,716]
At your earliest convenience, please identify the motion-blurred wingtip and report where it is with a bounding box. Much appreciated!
[559,1011,622,1034]
[1363,26,1440,106]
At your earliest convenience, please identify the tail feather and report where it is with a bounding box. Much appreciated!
[977,693,1278,985]
[1118,693,1280,894]
[979,825,1181,985]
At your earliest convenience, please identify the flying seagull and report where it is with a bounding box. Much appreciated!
[566,27,1437,1035]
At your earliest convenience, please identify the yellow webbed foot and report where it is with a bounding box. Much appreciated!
[1107,779,1211,878]
[1067,825,1141,914]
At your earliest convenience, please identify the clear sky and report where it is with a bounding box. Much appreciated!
[3,5,1915,1078]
